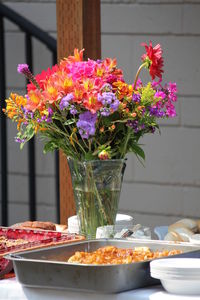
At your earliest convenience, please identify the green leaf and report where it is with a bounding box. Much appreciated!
[43,141,57,153]
[64,119,76,126]
[84,152,94,160]
[129,141,145,160]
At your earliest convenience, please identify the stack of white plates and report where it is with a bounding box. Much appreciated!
[68,213,133,234]
[150,258,200,295]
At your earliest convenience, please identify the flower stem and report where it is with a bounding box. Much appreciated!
[120,127,131,158]
[133,62,147,91]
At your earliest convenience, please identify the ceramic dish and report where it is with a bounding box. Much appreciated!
[150,258,200,295]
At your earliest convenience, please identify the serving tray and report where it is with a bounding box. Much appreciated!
[6,239,200,293]
[0,226,84,277]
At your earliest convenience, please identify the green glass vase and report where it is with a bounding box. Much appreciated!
[68,158,126,239]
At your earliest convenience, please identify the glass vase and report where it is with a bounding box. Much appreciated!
[68,158,126,239]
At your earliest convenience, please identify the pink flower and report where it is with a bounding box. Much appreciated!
[155,91,166,99]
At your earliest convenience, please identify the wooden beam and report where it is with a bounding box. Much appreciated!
[56,0,101,224]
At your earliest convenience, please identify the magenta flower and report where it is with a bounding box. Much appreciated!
[17,63,41,90]
[17,64,30,74]
[154,91,166,99]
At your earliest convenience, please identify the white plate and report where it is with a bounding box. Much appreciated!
[151,258,200,295]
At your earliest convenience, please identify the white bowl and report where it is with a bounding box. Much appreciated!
[159,278,200,295]
[150,258,200,295]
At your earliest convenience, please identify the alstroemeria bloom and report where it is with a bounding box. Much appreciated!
[141,41,164,80]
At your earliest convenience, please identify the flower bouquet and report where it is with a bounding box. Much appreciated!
[3,41,177,238]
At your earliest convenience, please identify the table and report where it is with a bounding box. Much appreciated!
[1,278,200,300]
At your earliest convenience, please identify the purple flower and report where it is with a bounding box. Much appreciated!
[149,106,165,118]
[149,126,156,133]
[46,117,52,123]
[127,120,139,133]
[59,93,74,110]
[70,105,77,115]
[98,92,119,116]
[132,93,141,102]
[15,137,25,143]
[17,64,30,74]
[77,111,97,139]
[48,107,53,117]
[100,108,110,116]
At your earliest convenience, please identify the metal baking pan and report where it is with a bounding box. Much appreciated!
[5,239,200,293]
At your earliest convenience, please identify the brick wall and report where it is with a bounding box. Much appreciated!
[1,0,200,232]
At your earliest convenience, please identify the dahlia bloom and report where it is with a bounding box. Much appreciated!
[141,41,164,80]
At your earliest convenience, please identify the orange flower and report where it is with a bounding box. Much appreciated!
[64,49,84,63]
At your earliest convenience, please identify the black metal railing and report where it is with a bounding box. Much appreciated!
[0,3,59,226]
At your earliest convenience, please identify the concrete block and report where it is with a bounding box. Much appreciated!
[8,174,28,203]
[8,203,29,226]
[102,0,137,3]
[7,120,28,174]
[37,204,57,223]
[35,138,55,176]
[120,182,183,215]
[101,4,182,34]
[182,4,200,34]
[36,176,56,206]
[5,32,26,89]
[137,0,184,3]
[32,38,54,75]
[4,2,57,32]
[182,186,200,218]
[101,34,135,82]
[181,97,200,127]
[4,19,18,32]
[132,126,200,185]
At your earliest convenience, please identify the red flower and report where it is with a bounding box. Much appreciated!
[141,41,164,80]
[27,65,58,92]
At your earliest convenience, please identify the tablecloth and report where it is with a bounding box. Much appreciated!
[1,278,200,300]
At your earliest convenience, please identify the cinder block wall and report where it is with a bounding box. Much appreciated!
[1,0,57,225]
[1,0,200,231]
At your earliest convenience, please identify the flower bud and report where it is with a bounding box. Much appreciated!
[131,112,137,117]
[98,150,110,160]
[109,124,115,131]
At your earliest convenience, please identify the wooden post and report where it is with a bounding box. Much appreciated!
[56,0,101,224]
